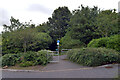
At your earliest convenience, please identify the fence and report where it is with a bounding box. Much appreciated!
[47,49,72,63]
[61,49,72,55]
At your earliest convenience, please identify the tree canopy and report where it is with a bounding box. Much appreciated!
[47,6,72,40]
[2,5,119,54]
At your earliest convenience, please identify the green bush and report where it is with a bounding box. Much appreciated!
[2,54,20,67]
[60,34,85,49]
[35,56,47,65]
[22,51,37,62]
[2,50,53,67]
[67,48,119,67]
[19,50,52,67]
[2,31,53,55]
[28,32,53,51]
[87,37,108,48]
[88,35,120,51]
[106,35,120,51]
[35,50,52,65]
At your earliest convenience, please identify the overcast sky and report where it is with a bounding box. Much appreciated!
[0,0,120,33]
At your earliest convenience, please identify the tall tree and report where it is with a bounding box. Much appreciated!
[60,28,85,49]
[46,6,72,50]
[3,16,22,32]
[3,17,35,32]
[95,9,119,37]
[69,5,100,44]
[47,6,72,41]
[14,28,35,53]
[2,28,53,54]
[118,12,120,34]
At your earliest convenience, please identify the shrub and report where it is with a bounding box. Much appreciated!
[106,35,120,51]
[22,51,37,62]
[35,56,47,65]
[19,50,52,67]
[2,54,19,67]
[2,50,53,67]
[88,35,120,51]
[2,31,53,55]
[28,32,53,51]
[35,50,52,65]
[67,48,120,67]
[60,35,85,49]
[18,50,52,67]
[87,37,108,48]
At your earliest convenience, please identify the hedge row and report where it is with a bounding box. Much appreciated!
[67,48,120,67]
[87,35,120,51]
[2,50,52,67]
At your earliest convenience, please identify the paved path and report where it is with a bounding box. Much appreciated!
[42,55,90,71]
[2,55,119,78]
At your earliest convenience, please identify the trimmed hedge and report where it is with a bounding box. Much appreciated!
[107,35,120,51]
[2,50,52,67]
[87,35,120,51]
[67,48,120,67]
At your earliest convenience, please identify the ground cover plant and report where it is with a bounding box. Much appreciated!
[67,48,120,67]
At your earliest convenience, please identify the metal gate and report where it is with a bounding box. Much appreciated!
[47,49,71,63]
[47,51,59,62]
[61,49,72,55]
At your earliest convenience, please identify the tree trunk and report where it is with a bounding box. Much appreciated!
[23,41,27,53]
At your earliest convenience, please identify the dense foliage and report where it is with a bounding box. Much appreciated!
[60,6,119,48]
[2,5,119,52]
[2,50,52,67]
[0,34,2,56]
[47,6,72,40]
[1,5,119,67]
[60,29,85,49]
[2,29,52,55]
[66,6,100,45]
[2,54,19,67]
[67,48,120,67]
[95,10,119,37]
[88,35,120,51]
[46,6,72,50]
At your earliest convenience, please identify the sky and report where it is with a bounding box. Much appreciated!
[0,0,120,33]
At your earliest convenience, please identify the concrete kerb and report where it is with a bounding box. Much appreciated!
[2,69,40,72]
[1,64,119,72]
[95,64,119,68]
[2,68,93,72]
